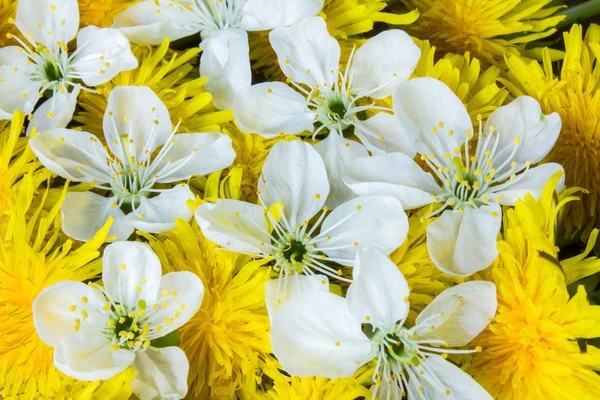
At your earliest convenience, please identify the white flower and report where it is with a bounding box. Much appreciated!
[29,85,236,242]
[33,242,204,400]
[343,77,565,276]
[194,140,408,317]
[233,16,420,205]
[0,0,137,131]
[113,0,323,110]
[271,246,497,400]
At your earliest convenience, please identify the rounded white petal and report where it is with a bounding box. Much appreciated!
[240,0,323,31]
[60,192,133,242]
[393,78,472,162]
[351,30,420,99]
[353,112,416,156]
[145,272,204,337]
[29,128,112,183]
[494,163,565,206]
[420,355,493,400]
[313,131,369,208]
[269,17,340,88]
[347,247,409,329]
[265,274,329,320]
[132,346,189,400]
[16,0,79,49]
[259,141,329,227]
[72,26,138,87]
[26,85,81,136]
[103,86,172,160]
[271,291,373,378]
[152,132,236,183]
[233,82,314,137]
[343,153,442,209]
[318,196,408,264]
[33,281,107,347]
[126,185,195,234]
[102,241,162,309]
[194,199,271,255]
[200,28,251,110]
[427,204,501,277]
[414,281,497,346]
[54,333,134,381]
[0,46,41,117]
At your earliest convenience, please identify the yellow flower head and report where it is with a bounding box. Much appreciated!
[78,0,140,28]
[260,376,371,400]
[143,219,275,399]
[75,38,234,137]
[400,0,564,66]
[470,173,600,400]
[504,24,600,236]
[0,0,18,47]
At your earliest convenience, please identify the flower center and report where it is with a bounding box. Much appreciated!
[105,300,152,351]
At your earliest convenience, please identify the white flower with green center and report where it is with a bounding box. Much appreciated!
[233,16,420,206]
[0,0,137,132]
[194,140,408,317]
[29,85,236,242]
[271,247,497,400]
[343,77,565,276]
[113,0,323,109]
[33,242,204,400]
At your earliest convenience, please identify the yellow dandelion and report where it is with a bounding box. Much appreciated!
[53,369,136,400]
[78,0,140,28]
[399,0,564,66]
[0,0,18,47]
[470,173,600,400]
[75,38,234,137]
[504,23,600,236]
[0,178,114,398]
[142,219,275,399]
[259,376,371,400]
[249,0,419,80]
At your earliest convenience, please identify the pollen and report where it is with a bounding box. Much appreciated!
[335,341,340,347]
[68,305,76,312]
[119,263,127,270]
[314,193,321,200]
[355,205,361,211]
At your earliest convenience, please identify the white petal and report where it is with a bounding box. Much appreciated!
[271,291,373,378]
[132,347,189,400]
[152,133,235,183]
[343,153,441,209]
[233,82,314,137]
[60,192,133,242]
[195,199,271,255]
[240,0,323,31]
[0,46,41,118]
[393,78,472,162]
[420,356,493,400]
[16,0,79,49]
[126,185,195,234]
[414,281,497,347]
[353,112,416,156]
[26,85,80,136]
[102,241,162,309]
[265,274,329,320]
[72,26,138,87]
[103,86,172,160]
[200,28,251,110]
[145,272,204,337]
[259,141,329,227]
[33,281,107,347]
[29,128,112,183]
[346,247,409,329]
[54,333,134,381]
[113,1,201,45]
[318,196,408,264]
[351,30,420,99]
[269,17,339,88]
[495,163,565,206]
[313,132,369,208]
[427,205,501,277]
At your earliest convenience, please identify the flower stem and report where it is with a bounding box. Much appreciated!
[558,0,600,29]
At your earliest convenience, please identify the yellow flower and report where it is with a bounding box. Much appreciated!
[143,219,275,399]
[260,376,371,400]
[0,0,18,47]
[469,173,600,400]
[504,24,600,236]
[75,38,234,137]
[78,0,140,28]
[399,0,564,66]
[53,369,136,400]
[249,0,418,80]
